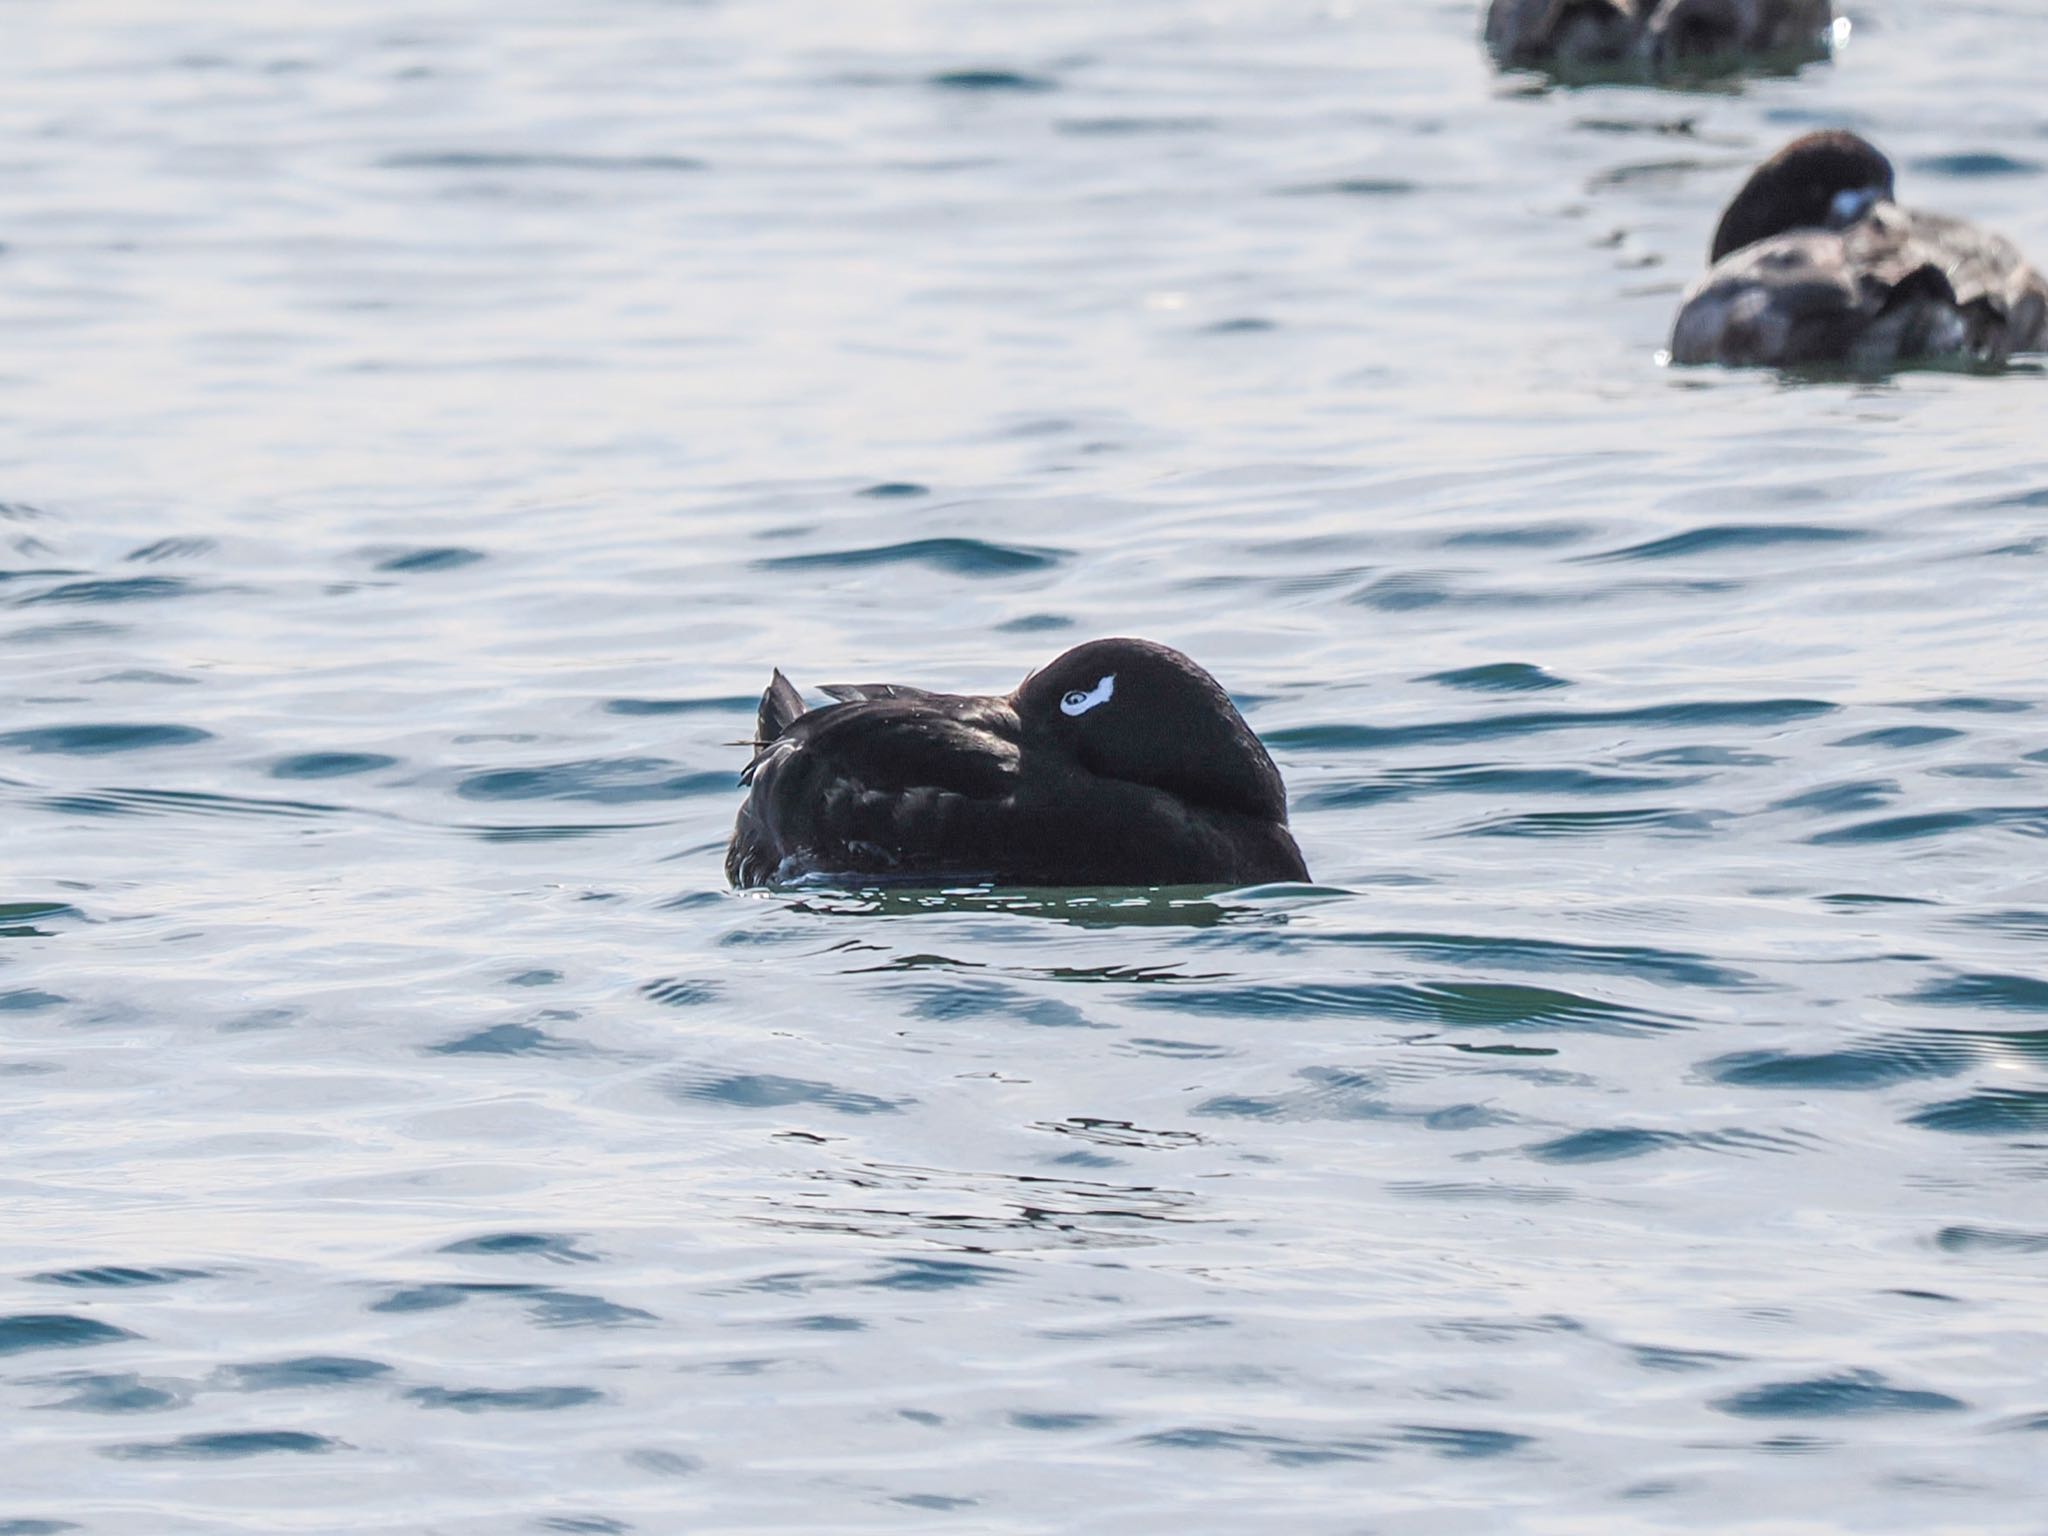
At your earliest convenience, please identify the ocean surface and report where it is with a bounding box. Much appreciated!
[5,1,2048,1531]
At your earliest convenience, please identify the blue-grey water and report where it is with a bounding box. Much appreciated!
[5,1,2048,1530]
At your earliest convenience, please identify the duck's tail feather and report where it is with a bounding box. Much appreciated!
[755,670,806,750]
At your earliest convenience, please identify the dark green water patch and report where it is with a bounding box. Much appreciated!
[0,723,211,755]
[270,751,398,779]
[1910,973,2048,1011]
[0,900,82,938]
[35,1372,188,1413]
[221,1356,393,1390]
[405,1384,604,1412]
[43,786,338,819]
[904,978,1102,1029]
[1702,1034,1975,1090]
[1463,807,1721,838]
[1279,176,1420,197]
[1579,525,1865,563]
[0,1314,137,1356]
[369,1281,649,1330]
[1525,1127,1684,1163]
[862,1259,1009,1290]
[19,577,194,605]
[1713,1369,1966,1418]
[755,538,1066,576]
[105,1430,341,1459]
[1960,910,2048,939]
[1809,807,2048,844]
[469,821,662,842]
[1909,1089,2048,1136]
[1630,1344,1748,1373]
[927,69,1057,92]
[666,1071,908,1115]
[1832,726,1964,749]
[1392,1424,1534,1459]
[458,758,728,803]
[1771,780,1897,815]
[1907,696,2032,715]
[1065,116,1216,137]
[1138,1425,1383,1464]
[371,546,484,573]
[428,1022,580,1056]
[30,1267,209,1288]
[1420,662,1571,693]
[124,537,213,562]
[1011,1411,1110,1431]
[604,695,754,717]
[1933,1225,2048,1255]
[441,1232,598,1262]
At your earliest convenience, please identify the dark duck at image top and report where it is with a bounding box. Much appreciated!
[1485,0,1834,77]
[725,637,1310,890]
[1670,130,2048,370]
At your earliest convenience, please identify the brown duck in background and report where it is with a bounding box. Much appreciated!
[1485,0,1834,78]
[1669,131,2048,370]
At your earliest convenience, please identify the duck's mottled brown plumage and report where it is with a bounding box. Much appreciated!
[1672,131,2048,369]
[1484,0,1833,76]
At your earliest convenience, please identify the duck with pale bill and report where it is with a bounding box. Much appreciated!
[1670,130,2048,370]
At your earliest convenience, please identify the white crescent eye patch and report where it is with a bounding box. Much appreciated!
[1060,674,1115,717]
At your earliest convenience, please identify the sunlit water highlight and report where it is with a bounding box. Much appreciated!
[4,1,2048,1531]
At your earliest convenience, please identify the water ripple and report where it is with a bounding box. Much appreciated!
[0,1315,137,1356]
[1713,1371,1968,1419]
[1142,981,1682,1033]
[0,723,211,755]
[1270,698,1835,753]
[105,1431,343,1460]
[755,539,1067,576]
[1580,526,1866,563]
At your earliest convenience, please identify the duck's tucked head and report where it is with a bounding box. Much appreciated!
[1012,638,1289,824]
[1709,130,1895,264]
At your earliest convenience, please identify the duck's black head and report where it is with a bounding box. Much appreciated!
[1709,130,1896,264]
[1012,638,1289,824]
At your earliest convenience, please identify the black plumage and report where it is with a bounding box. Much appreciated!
[725,638,1310,890]
[1670,130,2048,370]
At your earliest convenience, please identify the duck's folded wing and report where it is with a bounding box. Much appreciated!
[1893,211,2026,306]
[731,696,1023,883]
[782,698,1019,798]
[1890,210,2048,352]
